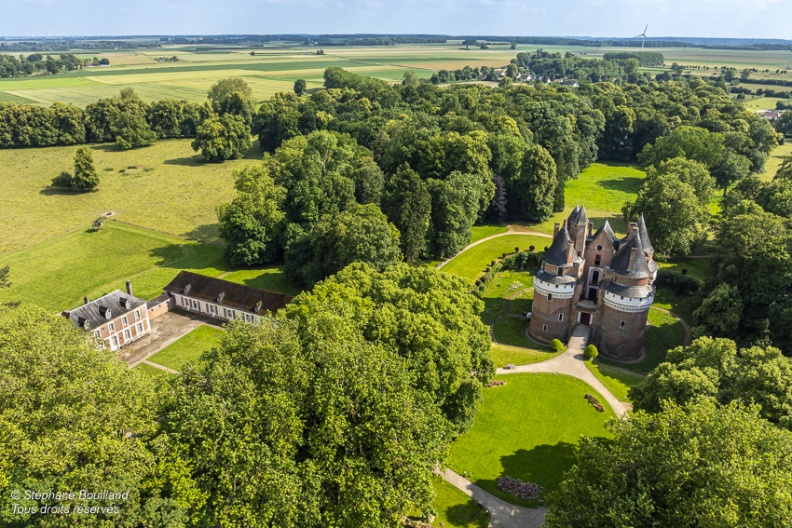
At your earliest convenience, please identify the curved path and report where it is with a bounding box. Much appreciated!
[652,306,692,346]
[436,226,552,270]
[439,468,547,528]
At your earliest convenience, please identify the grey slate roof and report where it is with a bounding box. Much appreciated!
[609,232,652,279]
[544,225,572,266]
[591,219,617,249]
[69,290,146,330]
[637,214,654,255]
[164,271,292,315]
[601,281,653,298]
[568,205,588,226]
[535,269,577,285]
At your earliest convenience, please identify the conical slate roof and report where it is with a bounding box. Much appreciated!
[637,214,654,256]
[609,231,651,279]
[544,224,572,266]
[568,204,588,226]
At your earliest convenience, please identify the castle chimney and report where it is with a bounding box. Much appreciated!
[83,295,89,305]
[625,223,638,242]
[553,222,560,237]
[126,281,133,296]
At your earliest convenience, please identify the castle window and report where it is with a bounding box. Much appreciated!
[542,324,548,332]
[547,293,553,301]
[620,321,625,328]
[577,251,582,257]
[557,267,563,276]
[591,270,600,285]
[558,313,564,322]
[595,255,601,266]
[596,245,603,252]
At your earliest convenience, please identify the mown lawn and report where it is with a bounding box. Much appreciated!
[427,477,489,528]
[448,373,615,507]
[529,163,646,236]
[584,359,646,402]
[441,235,549,281]
[478,270,534,324]
[492,317,531,348]
[657,257,713,281]
[148,325,225,371]
[490,343,561,369]
[470,224,509,244]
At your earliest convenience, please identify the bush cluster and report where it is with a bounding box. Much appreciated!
[584,344,599,360]
[549,339,565,352]
[502,249,544,271]
[655,269,703,294]
[496,475,543,499]
[585,393,604,412]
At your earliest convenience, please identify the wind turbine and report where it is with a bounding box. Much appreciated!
[634,24,649,54]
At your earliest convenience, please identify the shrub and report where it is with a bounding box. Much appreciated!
[529,245,535,251]
[549,339,565,352]
[584,344,598,360]
[515,247,520,253]
[681,268,688,275]
[497,475,543,499]
[489,380,506,387]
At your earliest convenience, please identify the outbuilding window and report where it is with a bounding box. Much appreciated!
[547,293,553,301]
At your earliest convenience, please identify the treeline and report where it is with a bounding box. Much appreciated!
[0,40,160,52]
[0,53,97,78]
[516,50,644,82]
[0,92,210,148]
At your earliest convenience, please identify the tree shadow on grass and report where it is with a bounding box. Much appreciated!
[149,242,231,273]
[184,224,222,245]
[444,502,490,528]
[39,187,91,196]
[474,442,581,508]
[163,155,203,167]
[598,177,644,194]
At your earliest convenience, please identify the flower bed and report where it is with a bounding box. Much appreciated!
[585,393,604,412]
[496,475,543,500]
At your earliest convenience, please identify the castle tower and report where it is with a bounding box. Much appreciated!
[594,226,655,361]
[529,223,580,343]
[566,205,589,258]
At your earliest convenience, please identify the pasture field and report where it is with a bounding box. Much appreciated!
[0,138,257,256]
[762,141,792,181]
[448,373,614,507]
[741,96,787,110]
[148,325,225,371]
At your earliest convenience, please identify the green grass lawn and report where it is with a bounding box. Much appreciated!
[508,288,534,315]
[603,307,687,374]
[428,477,489,528]
[441,235,549,281]
[0,222,231,312]
[584,359,646,402]
[741,96,786,110]
[448,373,615,507]
[148,325,225,371]
[220,268,301,297]
[134,362,173,379]
[0,138,256,256]
[529,163,646,237]
[490,343,561,368]
[492,317,532,348]
[657,257,713,281]
[478,270,534,324]
[651,289,696,336]
[761,141,792,182]
[470,225,509,244]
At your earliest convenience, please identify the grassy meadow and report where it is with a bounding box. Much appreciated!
[448,373,615,507]
[440,235,549,280]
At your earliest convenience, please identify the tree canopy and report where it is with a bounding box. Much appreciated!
[545,401,792,528]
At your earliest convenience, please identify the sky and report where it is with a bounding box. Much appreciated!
[2,0,791,40]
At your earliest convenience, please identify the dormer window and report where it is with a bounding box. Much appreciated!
[253,301,263,313]
[119,297,131,310]
[217,292,225,303]
[183,284,191,294]
[557,267,563,276]
[99,306,112,320]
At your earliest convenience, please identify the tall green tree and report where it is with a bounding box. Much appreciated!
[294,79,307,96]
[111,110,156,150]
[286,262,494,433]
[191,114,251,162]
[0,305,201,528]
[516,144,558,222]
[545,401,792,528]
[51,146,99,192]
[217,162,288,265]
[382,164,431,262]
[425,172,482,258]
[161,315,447,528]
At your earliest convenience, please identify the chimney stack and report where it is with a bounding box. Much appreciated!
[83,295,89,305]
[553,222,560,237]
[126,281,133,296]
[588,223,593,237]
